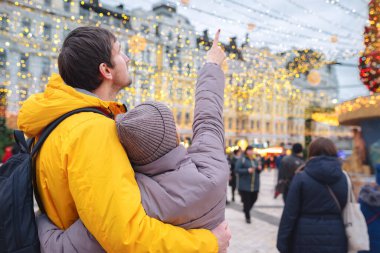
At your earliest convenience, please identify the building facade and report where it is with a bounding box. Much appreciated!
[0,0,349,148]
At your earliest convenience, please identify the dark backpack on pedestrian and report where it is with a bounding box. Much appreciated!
[0,108,109,253]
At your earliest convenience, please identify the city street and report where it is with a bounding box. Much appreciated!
[226,169,283,253]
[2,0,380,252]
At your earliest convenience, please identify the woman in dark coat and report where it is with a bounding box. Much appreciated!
[277,137,348,253]
[236,145,262,224]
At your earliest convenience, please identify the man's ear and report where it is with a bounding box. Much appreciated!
[99,63,112,80]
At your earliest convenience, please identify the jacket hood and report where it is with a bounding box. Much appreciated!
[133,144,187,176]
[360,184,380,207]
[17,73,126,137]
[304,156,343,185]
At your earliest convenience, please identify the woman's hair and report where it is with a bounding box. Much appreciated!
[308,137,338,158]
[244,145,254,156]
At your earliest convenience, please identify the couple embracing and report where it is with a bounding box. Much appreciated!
[18,26,232,253]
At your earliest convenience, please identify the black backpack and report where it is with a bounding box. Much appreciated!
[0,107,109,253]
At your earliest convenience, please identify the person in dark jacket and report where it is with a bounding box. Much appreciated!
[277,137,348,253]
[359,164,380,253]
[236,146,262,224]
[277,143,304,202]
[275,145,286,169]
[229,148,242,202]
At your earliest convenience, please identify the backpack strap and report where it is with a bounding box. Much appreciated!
[14,130,29,153]
[326,185,342,212]
[305,170,343,212]
[31,107,111,157]
[30,107,111,213]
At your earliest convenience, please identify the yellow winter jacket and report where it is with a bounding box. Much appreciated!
[17,74,218,253]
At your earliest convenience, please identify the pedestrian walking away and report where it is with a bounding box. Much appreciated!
[277,137,348,253]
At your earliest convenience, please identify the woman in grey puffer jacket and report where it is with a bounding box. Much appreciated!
[37,33,229,252]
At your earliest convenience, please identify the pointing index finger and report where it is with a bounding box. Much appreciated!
[213,29,220,47]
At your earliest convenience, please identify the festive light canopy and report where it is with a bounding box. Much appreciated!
[0,0,358,143]
[336,94,380,125]
[0,0,335,111]
[100,0,365,60]
[312,112,339,126]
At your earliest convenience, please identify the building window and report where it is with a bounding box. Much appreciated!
[0,13,8,31]
[250,120,254,130]
[146,49,151,63]
[0,49,6,69]
[266,122,270,132]
[63,0,72,12]
[22,18,31,37]
[20,54,29,73]
[236,119,239,130]
[124,42,129,55]
[228,118,232,130]
[185,112,190,125]
[63,27,71,39]
[155,25,161,38]
[43,24,52,41]
[80,7,90,19]
[176,112,182,124]
[44,0,52,6]
[266,104,270,114]
[257,121,260,130]
[242,119,246,130]
[141,24,149,34]
[176,88,182,100]
[178,61,182,75]
[42,57,50,76]
[18,86,28,101]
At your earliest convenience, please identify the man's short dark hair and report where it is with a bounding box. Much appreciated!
[292,143,303,154]
[58,26,116,91]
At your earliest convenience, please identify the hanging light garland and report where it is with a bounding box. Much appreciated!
[325,0,367,20]
[0,0,343,117]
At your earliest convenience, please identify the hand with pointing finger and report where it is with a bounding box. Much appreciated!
[206,29,226,66]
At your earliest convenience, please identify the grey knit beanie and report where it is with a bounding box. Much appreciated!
[115,101,178,166]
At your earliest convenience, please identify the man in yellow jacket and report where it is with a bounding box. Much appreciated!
[17,26,230,253]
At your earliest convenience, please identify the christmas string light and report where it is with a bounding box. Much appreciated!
[226,0,361,39]
[325,0,367,20]
[0,0,349,144]
[287,0,362,36]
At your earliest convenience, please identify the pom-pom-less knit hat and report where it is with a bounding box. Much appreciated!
[115,101,178,166]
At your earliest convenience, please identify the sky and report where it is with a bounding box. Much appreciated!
[102,0,371,102]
